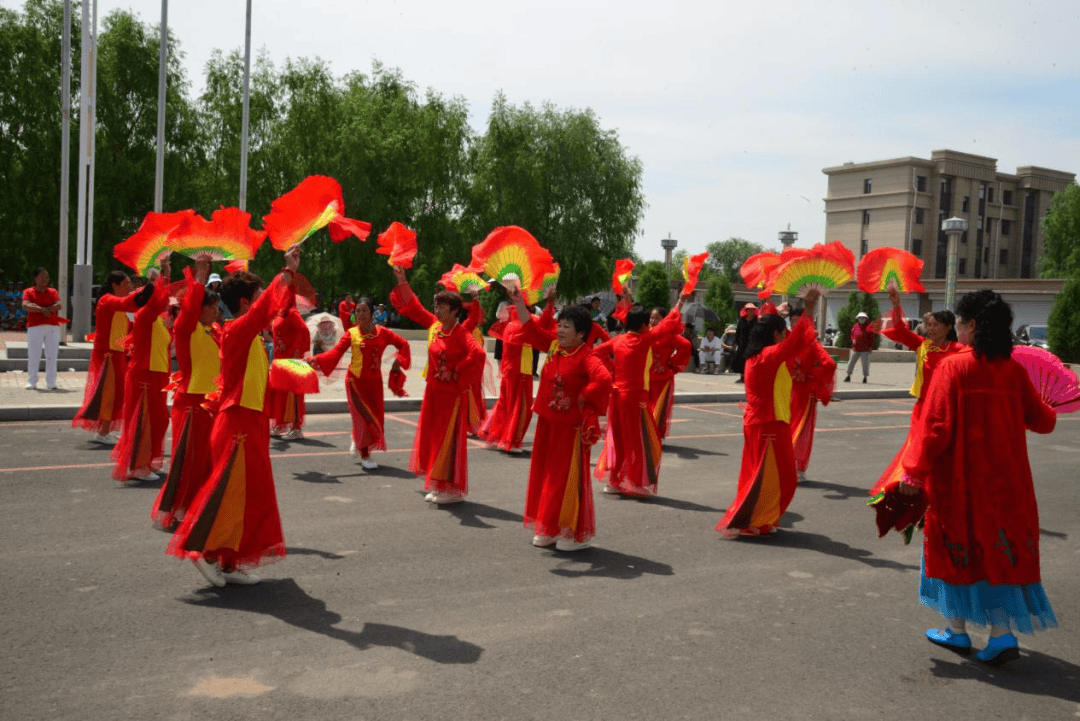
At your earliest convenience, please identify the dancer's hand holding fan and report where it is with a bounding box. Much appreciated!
[1012,345,1080,414]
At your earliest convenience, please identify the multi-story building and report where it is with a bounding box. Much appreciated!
[823,150,1075,280]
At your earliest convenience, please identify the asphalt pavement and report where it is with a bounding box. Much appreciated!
[2,399,1078,720]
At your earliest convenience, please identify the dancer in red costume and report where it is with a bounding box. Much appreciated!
[168,245,302,586]
[647,306,693,442]
[153,258,221,529]
[73,270,141,442]
[111,258,173,483]
[900,289,1057,665]
[461,293,490,431]
[307,296,410,470]
[267,293,311,439]
[867,286,962,497]
[715,291,821,537]
[390,267,486,504]
[592,287,687,497]
[338,294,355,330]
[787,306,836,482]
[507,288,611,551]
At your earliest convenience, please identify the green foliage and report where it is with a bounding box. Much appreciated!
[1040,183,1080,279]
[703,274,735,329]
[706,237,767,284]
[1048,276,1080,363]
[835,292,882,350]
[635,261,670,311]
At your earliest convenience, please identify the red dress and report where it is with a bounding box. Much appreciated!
[463,299,489,428]
[869,306,962,496]
[391,282,486,497]
[167,274,294,570]
[338,300,355,330]
[73,291,141,433]
[592,308,684,496]
[788,339,836,474]
[716,316,818,537]
[111,281,171,481]
[153,273,220,528]
[519,319,611,542]
[267,302,311,433]
[310,325,411,458]
[648,333,692,440]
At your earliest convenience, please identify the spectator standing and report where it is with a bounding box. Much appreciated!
[844,312,879,383]
[22,267,63,389]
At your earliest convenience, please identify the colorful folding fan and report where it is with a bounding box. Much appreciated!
[611,258,635,294]
[539,263,560,298]
[375,221,418,269]
[262,175,372,250]
[168,207,266,262]
[225,258,249,274]
[1012,345,1080,414]
[739,252,781,290]
[470,226,555,299]
[438,264,487,294]
[681,252,709,295]
[268,358,320,395]
[113,209,196,275]
[857,247,925,294]
[759,241,855,299]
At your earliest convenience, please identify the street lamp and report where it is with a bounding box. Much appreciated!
[942,216,968,310]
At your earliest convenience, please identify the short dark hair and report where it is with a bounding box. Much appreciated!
[31,267,48,283]
[743,314,788,359]
[220,271,264,315]
[433,290,462,314]
[557,305,592,334]
[201,289,220,308]
[355,296,375,315]
[955,289,1012,361]
[105,270,128,295]
[789,307,805,319]
[625,305,650,332]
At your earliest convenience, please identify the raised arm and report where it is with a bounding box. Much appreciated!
[389,267,438,328]
[880,292,923,350]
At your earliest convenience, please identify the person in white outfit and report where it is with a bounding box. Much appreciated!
[697,328,723,374]
[21,267,63,390]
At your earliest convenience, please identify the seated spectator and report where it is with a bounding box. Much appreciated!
[720,324,737,372]
[374,303,389,326]
[697,327,723,373]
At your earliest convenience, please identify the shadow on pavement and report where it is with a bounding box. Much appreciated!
[926,651,1080,703]
[271,437,336,451]
[439,500,524,529]
[626,495,722,514]
[185,578,483,664]
[1040,528,1068,540]
[292,471,347,484]
[286,546,347,560]
[548,547,674,580]
[367,465,417,479]
[662,444,729,460]
[798,478,869,500]
[754,528,919,572]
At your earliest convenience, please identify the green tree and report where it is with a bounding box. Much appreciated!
[634,261,669,311]
[703,274,734,329]
[706,237,767,284]
[1047,276,1080,362]
[835,291,882,350]
[1040,183,1080,278]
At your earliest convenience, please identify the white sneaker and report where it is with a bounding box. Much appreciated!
[505,446,523,455]
[360,458,378,470]
[93,434,118,446]
[127,472,160,483]
[602,484,620,494]
[192,557,225,587]
[222,569,260,585]
[46,385,57,390]
[349,440,357,455]
[425,491,436,502]
[432,492,464,504]
[25,382,37,390]
[556,538,592,552]
[532,535,557,547]
[283,428,304,440]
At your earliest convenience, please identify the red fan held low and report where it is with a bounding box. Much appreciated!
[269,359,320,395]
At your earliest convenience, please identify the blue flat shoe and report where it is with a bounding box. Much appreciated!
[976,633,1020,666]
[926,628,972,656]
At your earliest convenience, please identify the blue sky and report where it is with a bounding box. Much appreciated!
[7,0,1078,262]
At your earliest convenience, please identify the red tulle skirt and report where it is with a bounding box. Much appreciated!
[347,373,386,457]
[167,406,285,570]
[152,392,214,528]
[648,374,676,441]
[410,385,471,495]
[266,387,306,431]
[791,394,818,474]
[716,420,797,536]
[594,390,663,496]
[479,371,534,451]
[110,368,168,480]
[525,419,596,542]
[73,350,126,434]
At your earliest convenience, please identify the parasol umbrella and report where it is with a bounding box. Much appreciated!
[591,291,618,317]
[681,302,720,325]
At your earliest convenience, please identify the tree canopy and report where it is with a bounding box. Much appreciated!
[705,237,769,284]
[634,261,670,312]
[1040,183,1080,279]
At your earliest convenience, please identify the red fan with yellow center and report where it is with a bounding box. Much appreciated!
[857,247,926,294]
[538,263,560,300]
[438,264,487,294]
[760,241,854,299]
[681,252,709,295]
[740,252,780,290]
[113,209,196,275]
[611,258,635,293]
[471,226,554,299]
[269,358,320,395]
[376,221,418,269]
[168,207,266,263]
[262,175,372,250]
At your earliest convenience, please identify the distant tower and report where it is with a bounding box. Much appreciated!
[778,226,797,250]
[661,234,678,273]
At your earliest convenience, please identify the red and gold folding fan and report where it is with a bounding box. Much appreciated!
[611,258,635,293]
[438,264,487,294]
[759,242,855,299]
[113,209,196,275]
[262,175,371,250]
[375,221,418,269]
[857,247,925,294]
[168,207,265,262]
[225,258,249,274]
[470,226,554,298]
[739,252,780,290]
[1012,345,1080,414]
[681,252,709,295]
[538,263,560,300]
[269,358,320,394]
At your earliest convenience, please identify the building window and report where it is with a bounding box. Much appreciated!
[958,258,966,275]
[916,175,927,192]
[863,179,872,194]
[988,186,995,203]
[912,238,923,256]
[979,185,985,199]
[914,208,925,224]
[862,210,870,225]
[1000,248,1008,265]
[1002,219,1011,236]
[962,196,970,212]
[961,231,968,244]
[860,238,869,256]
[984,248,990,263]
[1003,189,1013,205]
[977,217,983,230]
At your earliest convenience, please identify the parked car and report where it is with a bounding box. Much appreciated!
[1015,323,1049,349]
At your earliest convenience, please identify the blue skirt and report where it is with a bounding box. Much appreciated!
[919,561,1058,635]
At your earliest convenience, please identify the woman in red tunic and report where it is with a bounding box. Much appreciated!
[715,292,820,538]
[73,270,140,442]
[900,290,1057,665]
[787,307,836,482]
[308,296,410,469]
[267,295,311,439]
[111,260,173,483]
[390,267,486,504]
[868,287,962,497]
[168,246,302,586]
[647,306,693,442]
[507,289,611,551]
[153,259,221,529]
[592,288,686,497]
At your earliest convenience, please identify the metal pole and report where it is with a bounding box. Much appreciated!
[942,217,967,311]
[238,0,252,211]
[154,0,167,212]
[86,0,97,263]
[72,0,93,341]
[58,0,71,337]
